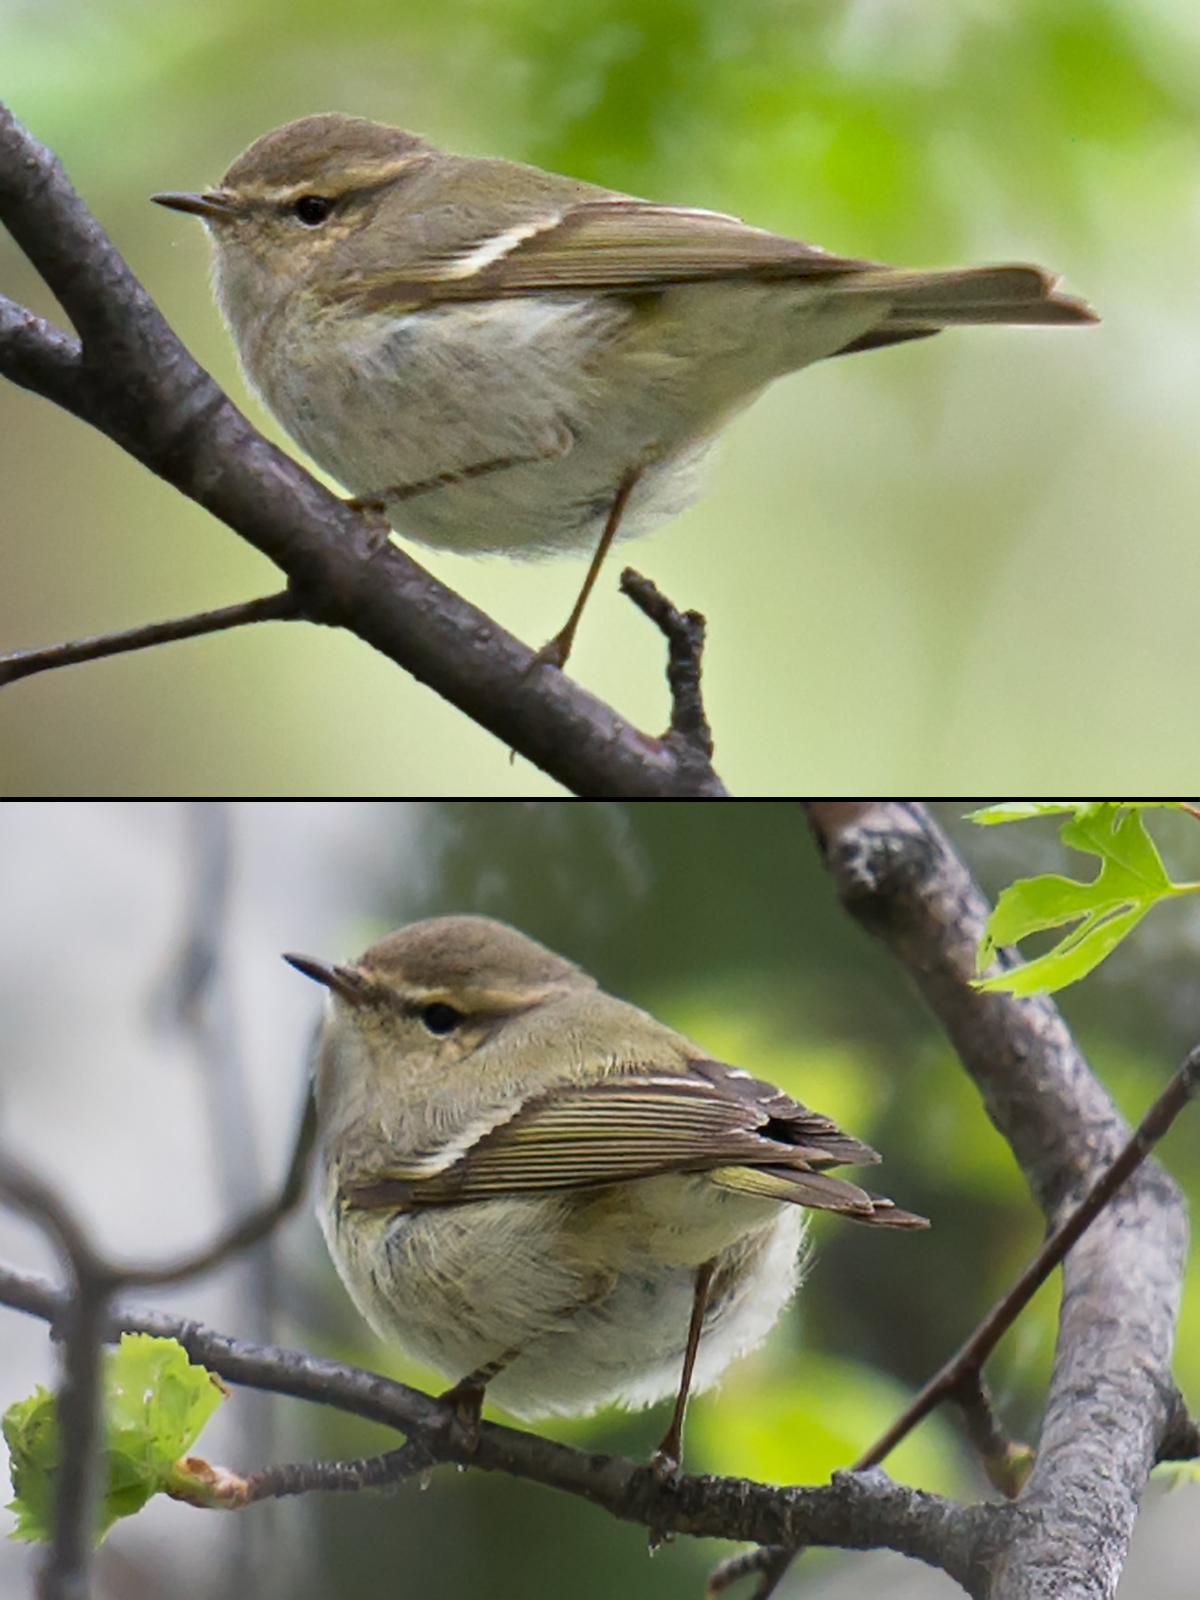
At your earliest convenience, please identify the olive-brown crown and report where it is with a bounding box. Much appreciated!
[355,915,593,999]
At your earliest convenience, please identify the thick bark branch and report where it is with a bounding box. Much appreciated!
[806,802,1190,1600]
[0,105,726,797]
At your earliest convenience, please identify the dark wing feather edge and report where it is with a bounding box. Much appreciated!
[341,1058,926,1228]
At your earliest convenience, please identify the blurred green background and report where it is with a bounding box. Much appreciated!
[1,801,1199,1598]
[2,2,1200,793]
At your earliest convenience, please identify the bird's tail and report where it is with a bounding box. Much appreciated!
[856,262,1097,326]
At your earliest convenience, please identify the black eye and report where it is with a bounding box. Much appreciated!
[421,1002,463,1036]
[292,195,333,226]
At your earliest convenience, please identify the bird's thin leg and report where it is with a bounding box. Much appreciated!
[653,1257,717,1474]
[530,464,643,672]
[439,1346,524,1455]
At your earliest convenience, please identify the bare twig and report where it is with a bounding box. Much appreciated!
[946,1373,1034,1502]
[0,104,727,798]
[619,568,713,762]
[0,593,300,687]
[857,1046,1200,1471]
[241,1438,436,1502]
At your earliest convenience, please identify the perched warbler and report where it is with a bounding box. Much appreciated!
[285,915,926,1464]
[154,114,1096,667]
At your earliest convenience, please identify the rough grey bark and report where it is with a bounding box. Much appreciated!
[807,802,1190,1599]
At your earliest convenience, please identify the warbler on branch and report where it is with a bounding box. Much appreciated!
[286,915,926,1465]
[156,114,1096,665]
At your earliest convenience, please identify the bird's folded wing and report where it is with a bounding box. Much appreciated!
[339,200,875,311]
[340,1057,926,1227]
[463,201,872,289]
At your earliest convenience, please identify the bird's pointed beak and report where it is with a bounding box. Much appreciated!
[284,952,374,1005]
[151,189,237,221]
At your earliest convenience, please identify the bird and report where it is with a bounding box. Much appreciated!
[286,914,928,1466]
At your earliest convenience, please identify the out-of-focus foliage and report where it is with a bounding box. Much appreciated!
[690,1347,963,1495]
[4,1,1200,791]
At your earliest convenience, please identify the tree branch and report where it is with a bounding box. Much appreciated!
[856,1045,1200,1475]
[0,103,727,797]
[0,1260,993,1592]
[801,802,1191,1600]
[0,593,300,686]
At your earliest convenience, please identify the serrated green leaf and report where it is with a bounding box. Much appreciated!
[971,802,1200,995]
[1060,807,1170,887]
[5,1335,226,1544]
[981,873,1114,952]
[3,1387,59,1542]
[976,904,1147,995]
[967,802,1100,825]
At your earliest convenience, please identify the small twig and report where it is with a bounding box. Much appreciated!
[0,591,301,687]
[946,1372,1034,1500]
[619,568,713,761]
[707,1544,777,1597]
[242,1438,437,1502]
[856,1044,1200,1472]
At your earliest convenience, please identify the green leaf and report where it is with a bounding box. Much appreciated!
[971,802,1200,995]
[3,1387,59,1543]
[977,903,1148,997]
[966,801,1101,825]
[5,1334,226,1543]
